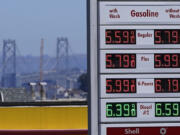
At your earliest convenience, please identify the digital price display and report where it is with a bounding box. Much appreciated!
[155,102,180,117]
[106,79,136,93]
[105,29,136,44]
[101,74,180,98]
[101,98,180,122]
[154,30,180,44]
[106,102,180,117]
[107,102,180,117]
[106,53,180,69]
[106,102,137,117]
[155,78,180,93]
[100,26,180,49]
[101,50,180,73]
[105,29,180,45]
[106,54,136,68]
[154,54,180,68]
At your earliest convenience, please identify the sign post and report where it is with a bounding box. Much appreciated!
[88,0,180,135]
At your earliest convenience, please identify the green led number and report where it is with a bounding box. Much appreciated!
[156,103,162,116]
[131,104,136,116]
[106,104,113,117]
[173,103,179,116]
[165,103,171,116]
[124,104,130,116]
[116,104,122,117]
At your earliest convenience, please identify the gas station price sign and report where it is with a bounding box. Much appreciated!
[106,102,180,118]
[101,74,180,98]
[101,50,180,73]
[88,1,180,135]
[101,98,180,122]
[105,29,180,44]
[106,78,180,93]
[106,53,180,69]
[100,26,180,49]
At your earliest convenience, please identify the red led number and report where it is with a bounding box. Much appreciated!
[155,78,180,93]
[154,30,180,44]
[105,30,136,44]
[130,31,135,44]
[106,31,112,44]
[106,54,136,68]
[172,31,179,44]
[130,80,136,92]
[106,79,136,93]
[123,55,129,68]
[170,79,179,92]
[154,55,161,68]
[115,80,122,92]
[106,54,113,68]
[155,79,162,92]
[164,31,171,43]
[115,31,121,44]
[164,54,170,67]
[172,55,179,67]
[154,54,180,68]
[154,31,161,44]
[123,31,129,44]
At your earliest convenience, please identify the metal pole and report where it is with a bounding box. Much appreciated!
[88,0,98,135]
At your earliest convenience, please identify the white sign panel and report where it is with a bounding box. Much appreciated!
[100,2,180,24]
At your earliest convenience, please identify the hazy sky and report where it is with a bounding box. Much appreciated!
[0,0,86,56]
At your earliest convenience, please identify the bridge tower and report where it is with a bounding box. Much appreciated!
[2,39,16,87]
[56,37,69,73]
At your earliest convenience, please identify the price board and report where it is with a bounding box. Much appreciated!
[101,74,180,98]
[101,26,180,49]
[88,1,180,135]
[101,50,180,73]
[101,98,180,122]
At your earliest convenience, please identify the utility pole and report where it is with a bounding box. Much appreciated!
[39,38,46,101]
[40,38,44,82]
